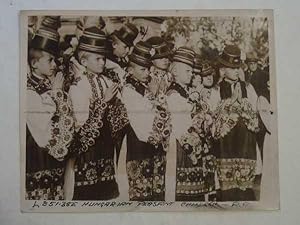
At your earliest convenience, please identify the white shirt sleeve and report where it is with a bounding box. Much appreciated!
[26,89,56,147]
[167,93,193,139]
[122,86,155,142]
[246,83,258,110]
[69,77,91,129]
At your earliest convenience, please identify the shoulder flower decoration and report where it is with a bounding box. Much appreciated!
[149,48,156,57]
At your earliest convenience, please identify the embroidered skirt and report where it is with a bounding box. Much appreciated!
[215,119,257,201]
[126,126,166,201]
[72,121,119,200]
[26,126,65,200]
[175,140,216,201]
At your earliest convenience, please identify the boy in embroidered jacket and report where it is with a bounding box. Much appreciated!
[26,18,75,200]
[105,23,138,87]
[122,41,172,201]
[146,36,173,94]
[190,57,221,201]
[104,23,138,164]
[166,47,215,201]
[68,27,120,200]
[214,45,260,201]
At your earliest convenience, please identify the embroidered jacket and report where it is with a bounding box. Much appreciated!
[122,75,172,150]
[166,82,217,197]
[68,71,119,199]
[212,79,260,192]
[26,73,75,200]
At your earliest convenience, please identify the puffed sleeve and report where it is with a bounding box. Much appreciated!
[26,89,55,148]
[68,77,91,129]
[27,89,75,160]
[166,93,193,139]
[246,83,258,110]
[122,86,155,142]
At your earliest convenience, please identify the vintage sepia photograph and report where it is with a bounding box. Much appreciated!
[20,10,279,212]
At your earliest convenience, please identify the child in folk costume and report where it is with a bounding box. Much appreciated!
[132,17,166,43]
[107,23,139,70]
[26,20,75,200]
[166,47,216,201]
[122,41,172,201]
[190,57,221,201]
[68,27,121,200]
[213,45,260,201]
[105,23,139,164]
[192,57,221,112]
[147,36,173,94]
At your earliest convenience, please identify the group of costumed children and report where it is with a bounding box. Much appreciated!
[26,16,266,202]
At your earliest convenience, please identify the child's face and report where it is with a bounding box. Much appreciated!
[113,38,129,58]
[192,74,202,88]
[224,67,239,81]
[202,74,214,88]
[131,63,150,83]
[33,51,57,78]
[83,52,106,74]
[152,57,170,71]
[173,62,193,86]
[248,61,258,72]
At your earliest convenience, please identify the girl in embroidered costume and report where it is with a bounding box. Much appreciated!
[166,47,216,201]
[122,41,172,201]
[68,27,120,200]
[146,36,173,94]
[26,17,75,200]
[213,45,260,201]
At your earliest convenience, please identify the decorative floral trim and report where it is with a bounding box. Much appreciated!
[240,98,260,132]
[147,105,172,151]
[27,74,75,161]
[106,98,129,138]
[179,110,214,165]
[216,158,256,191]
[74,159,115,187]
[46,90,75,160]
[103,68,122,85]
[213,98,259,140]
[176,166,215,195]
[69,74,108,155]
[70,98,107,155]
[127,155,166,200]
[26,168,64,200]
[27,74,52,95]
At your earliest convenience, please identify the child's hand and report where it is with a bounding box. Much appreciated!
[104,84,118,102]
[70,57,85,78]
[148,77,160,96]
[52,72,64,90]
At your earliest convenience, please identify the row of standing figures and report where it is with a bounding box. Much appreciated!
[26,17,271,202]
